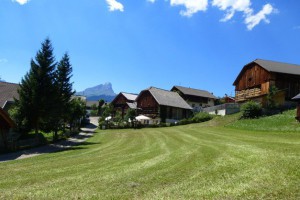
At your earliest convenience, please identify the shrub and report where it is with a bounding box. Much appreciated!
[90,110,98,117]
[192,112,213,123]
[241,101,262,119]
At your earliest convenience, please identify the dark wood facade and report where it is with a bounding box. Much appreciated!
[234,61,300,105]
[137,91,159,117]
[111,93,136,118]
[0,108,15,151]
[136,90,190,122]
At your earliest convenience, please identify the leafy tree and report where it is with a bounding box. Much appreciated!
[68,98,86,131]
[98,99,105,115]
[101,104,114,120]
[98,104,114,127]
[17,38,57,135]
[90,104,98,116]
[267,85,279,109]
[124,108,136,127]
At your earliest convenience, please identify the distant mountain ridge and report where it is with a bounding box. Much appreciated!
[76,82,116,102]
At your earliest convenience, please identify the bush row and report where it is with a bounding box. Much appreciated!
[174,112,213,126]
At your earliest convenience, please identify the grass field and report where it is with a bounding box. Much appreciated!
[0,111,299,199]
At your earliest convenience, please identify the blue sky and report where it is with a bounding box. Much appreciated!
[0,0,300,97]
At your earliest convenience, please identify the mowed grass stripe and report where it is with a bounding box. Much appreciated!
[0,124,299,199]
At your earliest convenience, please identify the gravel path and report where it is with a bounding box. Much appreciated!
[0,117,99,162]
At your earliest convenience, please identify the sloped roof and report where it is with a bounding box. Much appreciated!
[141,87,192,110]
[172,86,217,99]
[127,102,137,109]
[121,92,138,101]
[0,82,20,108]
[233,59,300,85]
[255,59,300,75]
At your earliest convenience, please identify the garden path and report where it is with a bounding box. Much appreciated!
[0,117,99,162]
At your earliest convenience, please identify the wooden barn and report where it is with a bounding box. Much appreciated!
[0,107,15,151]
[111,92,138,118]
[171,86,217,112]
[136,87,192,123]
[233,59,300,106]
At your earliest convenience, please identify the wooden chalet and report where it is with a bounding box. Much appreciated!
[171,86,217,112]
[136,87,192,123]
[111,92,138,118]
[233,59,300,106]
[0,107,15,151]
[0,82,20,112]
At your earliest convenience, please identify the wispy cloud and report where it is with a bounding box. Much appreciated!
[0,59,8,63]
[170,0,208,17]
[148,0,275,30]
[212,0,252,21]
[105,0,124,12]
[245,4,274,30]
[12,0,29,5]
[212,0,275,30]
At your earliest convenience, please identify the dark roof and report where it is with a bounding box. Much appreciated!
[234,59,300,85]
[172,86,217,99]
[139,87,192,110]
[0,82,20,108]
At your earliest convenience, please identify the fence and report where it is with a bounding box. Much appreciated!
[202,103,240,116]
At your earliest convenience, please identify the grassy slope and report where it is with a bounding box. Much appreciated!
[0,112,299,199]
[227,109,300,132]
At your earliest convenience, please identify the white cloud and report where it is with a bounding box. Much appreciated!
[212,0,252,21]
[12,0,29,5]
[170,0,208,17]
[147,0,156,3]
[212,0,274,30]
[245,4,273,30]
[105,0,124,12]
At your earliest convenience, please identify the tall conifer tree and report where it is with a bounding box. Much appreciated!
[18,38,57,134]
[55,53,74,134]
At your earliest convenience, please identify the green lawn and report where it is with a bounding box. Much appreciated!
[0,113,299,199]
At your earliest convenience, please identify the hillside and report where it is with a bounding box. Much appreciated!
[226,109,300,132]
[76,82,116,102]
[0,110,299,199]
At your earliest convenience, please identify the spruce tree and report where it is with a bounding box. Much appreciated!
[55,53,75,135]
[18,38,57,134]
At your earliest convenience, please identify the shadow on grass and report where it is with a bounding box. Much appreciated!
[0,122,100,163]
[0,141,100,163]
